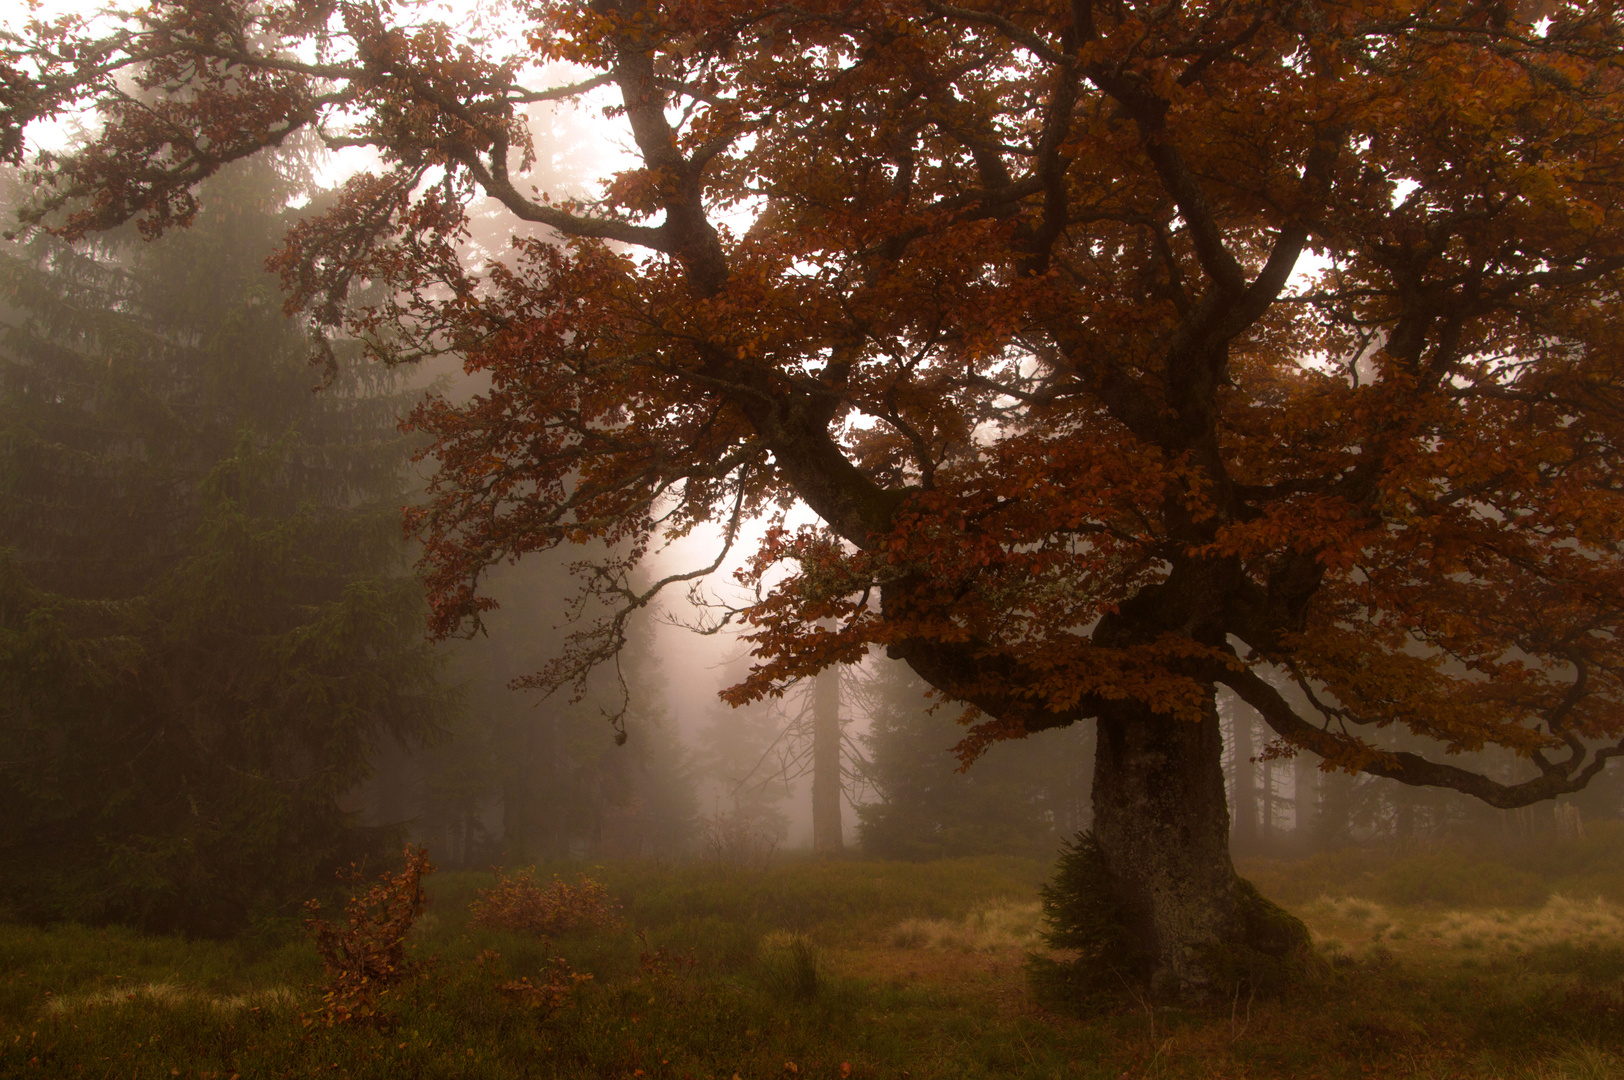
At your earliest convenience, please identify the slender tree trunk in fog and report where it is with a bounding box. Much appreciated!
[1259,751,1274,852]
[1393,793,1414,841]
[1230,710,1257,854]
[1293,750,1318,849]
[1318,767,1355,846]
[812,665,844,855]
[502,721,536,857]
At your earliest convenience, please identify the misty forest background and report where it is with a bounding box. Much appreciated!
[4,140,1622,941]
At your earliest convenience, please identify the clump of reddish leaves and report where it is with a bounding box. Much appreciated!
[469,868,620,936]
[492,957,594,1012]
[302,846,433,1025]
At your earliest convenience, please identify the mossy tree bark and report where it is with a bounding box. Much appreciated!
[1091,694,1304,998]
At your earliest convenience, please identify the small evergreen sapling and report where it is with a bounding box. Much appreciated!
[1029,832,1138,1004]
[1032,832,1315,1004]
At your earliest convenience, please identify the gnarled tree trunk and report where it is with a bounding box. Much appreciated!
[1091,697,1248,997]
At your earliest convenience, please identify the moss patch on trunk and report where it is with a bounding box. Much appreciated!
[1028,834,1318,1006]
[1196,877,1320,997]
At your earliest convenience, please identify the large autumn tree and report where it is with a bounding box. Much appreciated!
[9,0,1624,992]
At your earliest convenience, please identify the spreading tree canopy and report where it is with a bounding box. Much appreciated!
[10,0,1624,991]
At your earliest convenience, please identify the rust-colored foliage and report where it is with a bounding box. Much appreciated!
[469,869,621,937]
[302,847,433,1026]
[493,957,594,1013]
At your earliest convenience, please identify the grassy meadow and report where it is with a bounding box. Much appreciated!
[4,837,1624,1080]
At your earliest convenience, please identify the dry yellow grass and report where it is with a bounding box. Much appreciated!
[879,889,1624,975]
[1303,894,1624,962]
[1429,896,1624,953]
[42,982,301,1015]
[885,898,1043,953]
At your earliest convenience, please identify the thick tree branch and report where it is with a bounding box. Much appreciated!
[1224,665,1624,810]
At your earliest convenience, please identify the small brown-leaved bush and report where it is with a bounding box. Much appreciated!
[493,957,594,1013]
[302,846,433,1025]
[470,868,619,936]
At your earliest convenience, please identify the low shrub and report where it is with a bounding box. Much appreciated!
[492,956,593,1013]
[699,804,781,868]
[469,869,620,937]
[638,942,699,978]
[301,846,432,1025]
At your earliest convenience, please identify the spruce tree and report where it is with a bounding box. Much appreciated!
[0,157,449,934]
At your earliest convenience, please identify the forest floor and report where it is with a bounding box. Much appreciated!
[4,842,1624,1080]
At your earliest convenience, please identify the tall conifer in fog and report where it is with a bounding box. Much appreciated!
[0,156,449,934]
